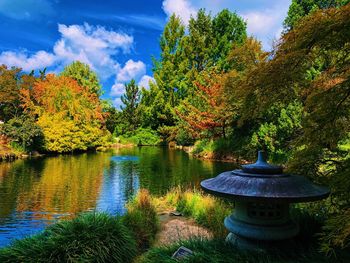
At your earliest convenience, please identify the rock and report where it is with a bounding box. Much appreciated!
[170,211,182,216]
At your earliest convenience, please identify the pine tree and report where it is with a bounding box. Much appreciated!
[120,79,141,132]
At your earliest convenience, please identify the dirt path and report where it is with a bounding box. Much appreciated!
[155,212,212,246]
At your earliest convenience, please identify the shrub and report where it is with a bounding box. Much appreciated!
[119,128,161,146]
[0,213,137,263]
[122,189,159,251]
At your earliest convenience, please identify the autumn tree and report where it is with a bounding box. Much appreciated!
[177,74,231,139]
[237,5,350,252]
[0,65,36,121]
[20,74,108,152]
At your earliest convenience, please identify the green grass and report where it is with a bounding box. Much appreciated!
[123,189,160,251]
[161,188,231,238]
[137,238,347,263]
[0,189,160,262]
[192,138,236,157]
[0,213,137,263]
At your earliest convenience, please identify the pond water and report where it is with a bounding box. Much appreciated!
[0,147,236,247]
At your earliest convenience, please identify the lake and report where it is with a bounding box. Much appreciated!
[0,147,236,247]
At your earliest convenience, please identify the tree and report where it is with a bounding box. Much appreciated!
[61,61,102,96]
[0,65,36,121]
[21,74,103,122]
[237,5,350,252]
[211,9,247,71]
[20,74,108,152]
[283,0,349,30]
[186,9,214,73]
[177,74,231,139]
[138,84,175,130]
[2,115,43,151]
[153,14,188,107]
[120,79,141,132]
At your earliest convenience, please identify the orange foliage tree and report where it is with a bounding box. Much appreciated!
[19,74,109,152]
[176,74,231,139]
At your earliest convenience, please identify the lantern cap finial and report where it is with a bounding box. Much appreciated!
[242,151,283,175]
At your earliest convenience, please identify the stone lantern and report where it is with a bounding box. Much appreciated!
[200,151,330,249]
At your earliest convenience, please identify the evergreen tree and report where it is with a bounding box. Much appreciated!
[120,79,141,132]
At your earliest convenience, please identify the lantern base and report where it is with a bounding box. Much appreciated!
[224,214,299,241]
[226,233,298,252]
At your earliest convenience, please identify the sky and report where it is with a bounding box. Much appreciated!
[0,0,291,107]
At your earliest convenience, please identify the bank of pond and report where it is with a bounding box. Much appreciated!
[0,188,349,263]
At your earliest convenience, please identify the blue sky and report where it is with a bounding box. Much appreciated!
[0,0,291,107]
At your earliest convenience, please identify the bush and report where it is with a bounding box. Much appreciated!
[119,128,161,146]
[122,189,159,251]
[175,129,195,146]
[0,213,137,263]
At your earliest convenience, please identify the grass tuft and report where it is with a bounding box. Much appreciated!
[123,189,160,251]
[0,213,137,263]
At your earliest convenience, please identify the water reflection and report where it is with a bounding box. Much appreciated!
[0,147,236,247]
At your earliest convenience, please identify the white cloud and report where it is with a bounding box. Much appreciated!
[54,23,133,80]
[0,50,56,71]
[138,75,155,90]
[110,83,125,97]
[116,59,146,82]
[0,22,134,81]
[162,0,197,25]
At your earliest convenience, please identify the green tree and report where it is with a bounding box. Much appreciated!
[211,9,247,71]
[121,79,141,132]
[153,14,187,106]
[138,84,175,130]
[61,61,102,96]
[2,115,43,151]
[283,0,349,30]
[186,9,214,73]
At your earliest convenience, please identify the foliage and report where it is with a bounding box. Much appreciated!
[147,9,247,132]
[0,213,137,263]
[236,4,350,252]
[177,74,231,139]
[37,113,110,152]
[120,79,141,132]
[21,74,103,122]
[122,189,159,251]
[137,237,345,263]
[283,0,349,30]
[61,61,102,96]
[249,101,303,163]
[0,65,36,121]
[20,74,107,152]
[1,115,43,151]
[211,9,247,71]
[138,84,175,130]
[118,128,161,146]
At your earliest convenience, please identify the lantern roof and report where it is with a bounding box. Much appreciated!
[201,151,330,203]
